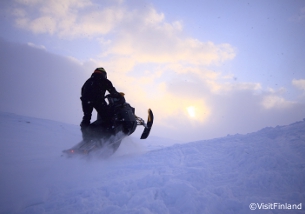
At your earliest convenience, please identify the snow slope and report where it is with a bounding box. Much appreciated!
[0,112,304,214]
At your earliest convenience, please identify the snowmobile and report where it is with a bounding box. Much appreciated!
[62,94,153,157]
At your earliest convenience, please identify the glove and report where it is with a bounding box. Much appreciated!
[115,94,126,105]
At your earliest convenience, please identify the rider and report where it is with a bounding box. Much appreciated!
[80,67,125,140]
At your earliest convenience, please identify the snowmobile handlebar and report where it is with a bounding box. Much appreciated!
[105,93,126,108]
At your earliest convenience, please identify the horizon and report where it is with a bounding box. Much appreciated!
[1,110,304,143]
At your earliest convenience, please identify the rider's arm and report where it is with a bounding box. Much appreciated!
[104,79,126,104]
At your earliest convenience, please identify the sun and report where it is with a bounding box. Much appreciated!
[187,106,196,118]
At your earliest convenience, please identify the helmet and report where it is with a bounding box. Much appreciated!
[94,67,107,78]
[95,67,106,72]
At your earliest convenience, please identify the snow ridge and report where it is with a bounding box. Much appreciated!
[0,112,304,213]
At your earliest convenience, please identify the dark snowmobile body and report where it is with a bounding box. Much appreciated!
[62,94,153,157]
[86,96,137,139]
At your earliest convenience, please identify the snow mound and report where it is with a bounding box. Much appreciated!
[0,112,304,213]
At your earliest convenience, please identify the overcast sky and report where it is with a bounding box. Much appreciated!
[0,0,305,141]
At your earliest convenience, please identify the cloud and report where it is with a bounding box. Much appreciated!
[148,83,305,141]
[99,5,236,69]
[261,95,294,109]
[11,0,123,38]
[10,0,235,67]
[27,42,46,50]
[114,64,304,141]
[292,79,305,91]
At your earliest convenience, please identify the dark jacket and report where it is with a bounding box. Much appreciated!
[80,73,120,123]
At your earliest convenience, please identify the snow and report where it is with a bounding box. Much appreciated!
[0,112,305,214]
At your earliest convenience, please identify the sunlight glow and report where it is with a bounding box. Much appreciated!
[187,106,196,118]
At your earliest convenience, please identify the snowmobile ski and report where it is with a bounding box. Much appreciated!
[140,109,154,139]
